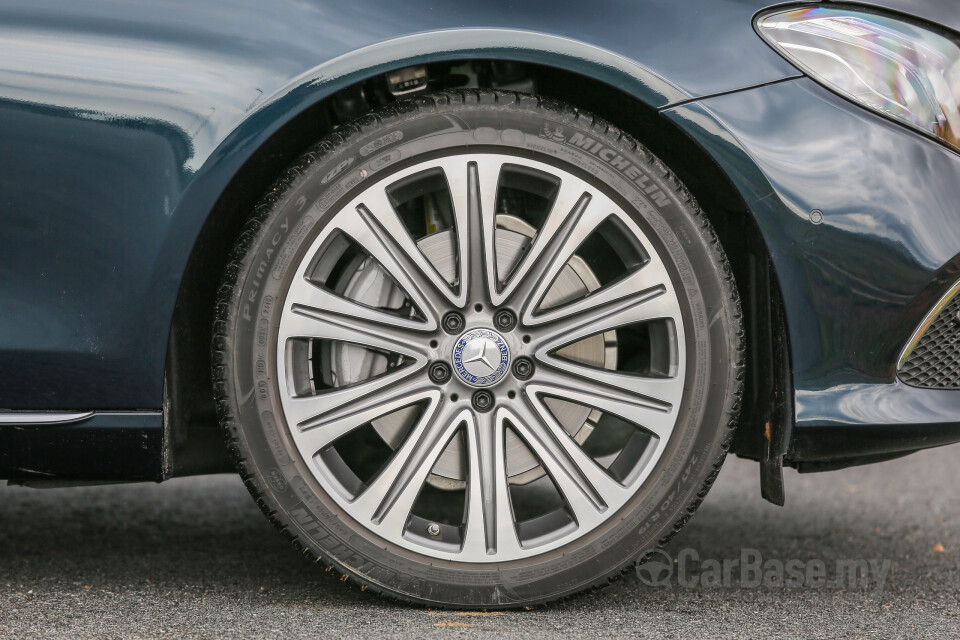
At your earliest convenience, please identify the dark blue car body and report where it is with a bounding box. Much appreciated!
[2,0,959,496]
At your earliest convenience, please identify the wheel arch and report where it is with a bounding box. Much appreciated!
[162,37,791,481]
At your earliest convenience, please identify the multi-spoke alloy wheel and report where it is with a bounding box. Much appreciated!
[216,91,743,607]
[277,153,686,561]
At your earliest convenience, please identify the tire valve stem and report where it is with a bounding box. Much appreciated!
[427,523,441,537]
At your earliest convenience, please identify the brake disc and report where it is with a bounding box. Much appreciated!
[328,215,616,487]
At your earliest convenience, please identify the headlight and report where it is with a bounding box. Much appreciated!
[757,7,960,152]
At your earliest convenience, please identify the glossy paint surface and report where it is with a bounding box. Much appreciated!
[0,0,797,410]
[1,0,959,460]
[665,77,960,434]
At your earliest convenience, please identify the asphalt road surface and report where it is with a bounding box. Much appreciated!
[2,444,959,639]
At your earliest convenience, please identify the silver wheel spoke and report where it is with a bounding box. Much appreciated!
[463,409,521,557]
[285,364,430,430]
[505,401,626,524]
[294,383,439,454]
[334,205,448,323]
[504,190,612,318]
[529,256,675,332]
[533,280,677,353]
[495,178,593,306]
[281,277,432,357]
[531,359,683,437]
[442,156,501,306]
[351,403,470,531]
[534,354,682,417]
[530,370,676,440]
[529,267,685,425]
[357,187,463,308]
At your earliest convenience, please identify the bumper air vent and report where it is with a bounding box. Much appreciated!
[899,282,960,389]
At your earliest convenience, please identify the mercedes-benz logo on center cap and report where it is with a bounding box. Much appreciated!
[452,328,510,387]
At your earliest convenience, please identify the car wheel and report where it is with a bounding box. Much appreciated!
[214,90,743,608]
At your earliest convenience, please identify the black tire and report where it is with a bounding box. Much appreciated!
[213,90,743,608]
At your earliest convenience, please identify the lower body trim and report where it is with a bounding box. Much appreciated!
[0,412,163,483]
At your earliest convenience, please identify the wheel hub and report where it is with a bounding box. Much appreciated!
[452,328,511,387]
[331,216,611,485]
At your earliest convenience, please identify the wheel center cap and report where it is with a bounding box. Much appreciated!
[452,328,511,387]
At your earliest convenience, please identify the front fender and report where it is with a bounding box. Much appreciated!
[663,77,960,463]
[0,0,797,409]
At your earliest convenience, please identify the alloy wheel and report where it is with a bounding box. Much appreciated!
[275,153,686,562]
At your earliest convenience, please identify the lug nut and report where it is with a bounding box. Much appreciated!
[472,390,494,413]
[442,311,465,334]
[427,523,441,537]
[428,361,451,384]
[493,309,517,332]
[513,357,534,380]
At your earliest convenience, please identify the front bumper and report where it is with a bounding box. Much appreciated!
[664,77,960,463]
